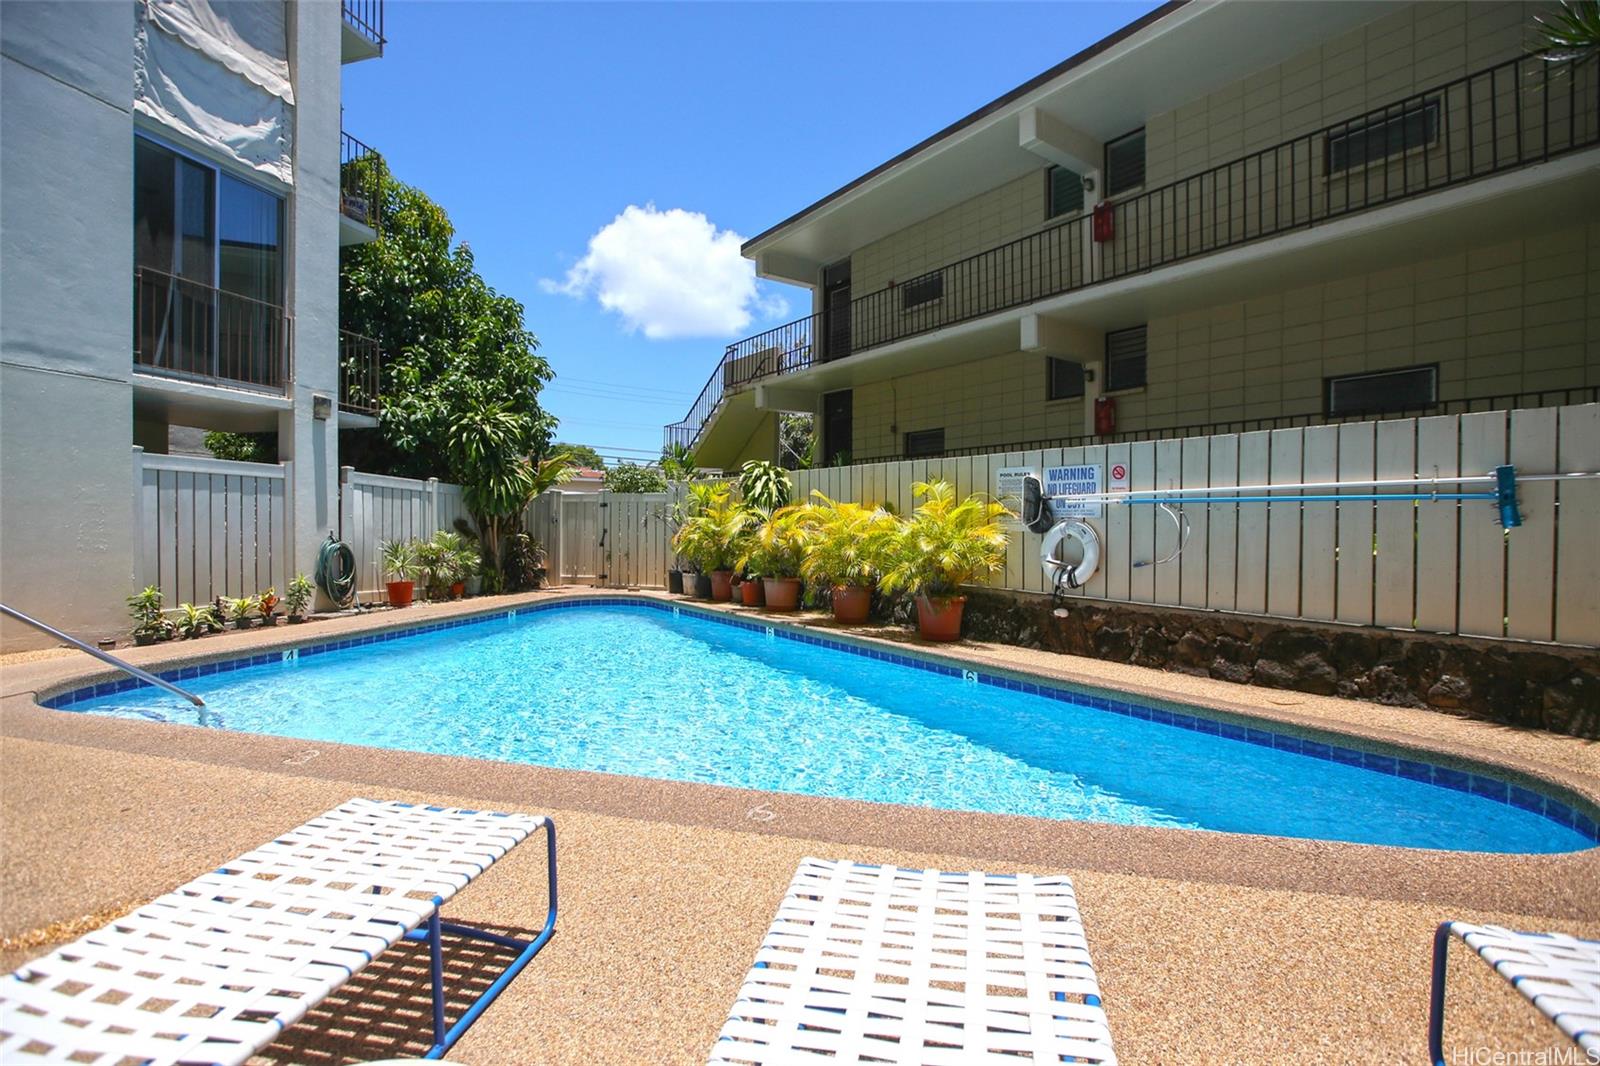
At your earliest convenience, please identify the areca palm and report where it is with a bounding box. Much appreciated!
[878,481,1011,600]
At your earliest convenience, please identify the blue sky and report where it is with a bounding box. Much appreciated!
[340,1,1160,465]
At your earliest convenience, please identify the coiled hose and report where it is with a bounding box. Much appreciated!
[315,533,357,609]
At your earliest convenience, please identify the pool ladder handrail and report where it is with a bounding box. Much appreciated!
[0,602,205,707]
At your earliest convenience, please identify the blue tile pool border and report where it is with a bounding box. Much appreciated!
[40,595,1600,847]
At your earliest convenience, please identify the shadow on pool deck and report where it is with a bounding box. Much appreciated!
[256,920,538,1066]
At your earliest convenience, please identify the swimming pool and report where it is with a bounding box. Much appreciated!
[49,599,1596,854]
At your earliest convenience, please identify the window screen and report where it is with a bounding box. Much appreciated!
[1047,166,1083,218]
[1104,129,1145,196]
[1047,357,1085,400]
[904,428,945,458]
[1325,365,1437,416]
[1326,99,1440,173]
[1104,326,1147,392]
[901,271,944,310]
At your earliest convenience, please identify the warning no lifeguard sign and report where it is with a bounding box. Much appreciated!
[1044,464,1103,518]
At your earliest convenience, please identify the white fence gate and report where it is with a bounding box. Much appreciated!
[531,489,678,588]
[794,403,1600,646]
[338,468,473,599]
[133,448,290,607]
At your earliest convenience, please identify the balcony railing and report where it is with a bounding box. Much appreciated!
[342,0,385,54]
[340,130,382,233]
[340,330,382,416]
[828,386,1600,466]
[667,51,1599,453]
[134,268,291,392]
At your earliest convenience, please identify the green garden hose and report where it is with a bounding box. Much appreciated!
[316,533,357,608]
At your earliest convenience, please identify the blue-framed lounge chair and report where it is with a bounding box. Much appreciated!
[710,858,1116,1065]
[0,799,557,1064]
[1429,922,1600,1065]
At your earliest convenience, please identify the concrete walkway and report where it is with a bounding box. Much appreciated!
[2,588,1596,1064]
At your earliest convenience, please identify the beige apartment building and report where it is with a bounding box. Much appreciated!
[667,0,1600,469]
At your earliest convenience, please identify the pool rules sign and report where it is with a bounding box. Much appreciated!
[1045,464,1104,518]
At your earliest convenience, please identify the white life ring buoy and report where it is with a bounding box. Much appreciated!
[1040,519,1100,590]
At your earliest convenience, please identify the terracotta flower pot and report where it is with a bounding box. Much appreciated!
[667,570,685,594]
[915,593,966,642]
[740,578,764,607]
[710,570,734,601]
[450,581,466,599]
[831,584,872,623]
[386,580,415,607]
[762,577,802,611]
[692,573,713,599]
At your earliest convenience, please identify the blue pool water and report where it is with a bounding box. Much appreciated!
[56,602,1594,854]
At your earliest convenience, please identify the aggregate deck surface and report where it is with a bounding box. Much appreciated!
[2,588,1595,1064]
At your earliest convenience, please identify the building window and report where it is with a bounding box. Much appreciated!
[1047,166,1084,219]
[1104,128,1145,197]
[1326,99,1440,174]
[1047,357,1085,400]
[1325,365,1438,416]
[901,271,944,310]
[904,428,945,458]
[1104,326,1147,392]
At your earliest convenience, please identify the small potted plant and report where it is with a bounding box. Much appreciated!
[800,492,899,624]
[127,585,175,645]
[741,505,812,611]
[879,480,1010,641]
[284,574,315,623]
[258,587,279,624]
[223,595,260,630]
[381,539,419,607]
[174,602,220,639]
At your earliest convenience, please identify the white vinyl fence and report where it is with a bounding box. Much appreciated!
[530,488,680,588]
[794,403,1600,646]
[338,468,473,599]
[133,448,290,607]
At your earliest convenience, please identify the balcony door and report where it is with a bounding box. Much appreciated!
[135,137,215,377]
[822,259,851,361]
[822,389,852,466]
[134,135,286,388]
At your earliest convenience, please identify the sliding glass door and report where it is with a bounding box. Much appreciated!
[133,135,285,387]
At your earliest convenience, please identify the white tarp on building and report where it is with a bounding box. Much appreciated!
[134,0,294,184]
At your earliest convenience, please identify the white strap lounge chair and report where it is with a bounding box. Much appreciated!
[709,858,1116,1065]
[1429,922,1600,1065]
[0,798,557,1065]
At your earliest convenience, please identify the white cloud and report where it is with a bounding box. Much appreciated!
[542,205,788,340]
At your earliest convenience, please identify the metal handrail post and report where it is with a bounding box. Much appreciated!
[0,602,205,707]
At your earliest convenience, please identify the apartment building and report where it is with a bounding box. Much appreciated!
[668,0,1600,469]
[0,0,387,646]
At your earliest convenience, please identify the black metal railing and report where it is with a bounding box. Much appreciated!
[340,130,382,233]
[828,386,1600,466]
[341,0,384,53]
[666,51,1599,453]
[339,330,382,416]
[134,268,291,391]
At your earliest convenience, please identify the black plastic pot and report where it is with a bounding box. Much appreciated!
[692,573,713,599]
[667,569,685,594]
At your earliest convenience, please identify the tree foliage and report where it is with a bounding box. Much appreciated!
[339,169,555,481]
[603,463,669,494]
[554,442,606,469]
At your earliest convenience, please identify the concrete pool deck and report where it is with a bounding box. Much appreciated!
[2,587,1596,1064]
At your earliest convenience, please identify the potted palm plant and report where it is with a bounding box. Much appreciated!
[879,480,1010,641]
[381,539,420,607]
[672,482,751,601]
[800,492,899,624]
[741,505,812,611]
